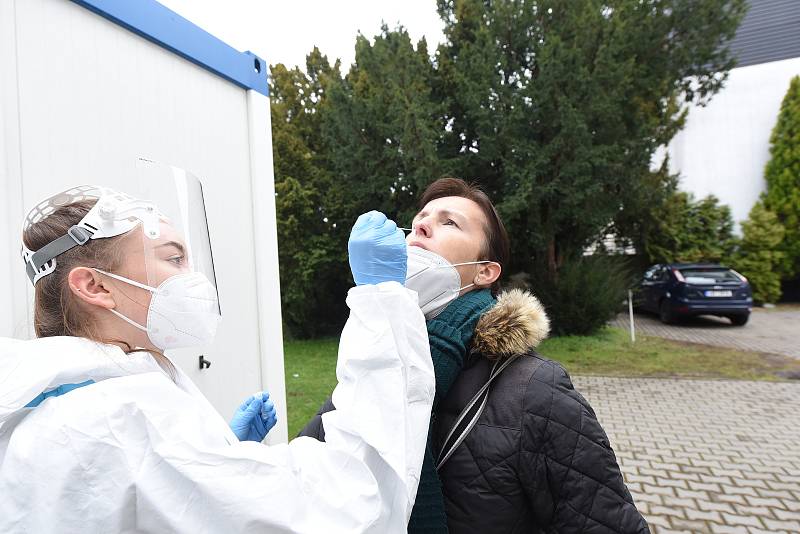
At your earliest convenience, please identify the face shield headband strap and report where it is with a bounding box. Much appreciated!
[24,225,95,285]
[22,191,160,286]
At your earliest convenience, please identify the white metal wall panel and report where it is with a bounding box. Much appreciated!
[1,0,287,441]
[0,0,31,341]
[667,57,800,229]
[246,90,288,442]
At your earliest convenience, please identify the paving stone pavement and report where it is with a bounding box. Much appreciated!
[572,376,800,534]
[610,308,800,359]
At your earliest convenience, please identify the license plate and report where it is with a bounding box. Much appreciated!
[705,290,732,297]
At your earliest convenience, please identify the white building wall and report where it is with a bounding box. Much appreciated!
[666,57,800,230]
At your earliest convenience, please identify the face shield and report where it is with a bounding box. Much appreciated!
[130,158,218,302]
[21,159,220,350]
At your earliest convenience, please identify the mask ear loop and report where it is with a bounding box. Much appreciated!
[108,308,149,332]
[92,268,158,333]
[93,268,161,293]
[448,260,491,268]
[450,260,491,292]
[409,258,492,295]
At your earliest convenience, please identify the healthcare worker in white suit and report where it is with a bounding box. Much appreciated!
[0,163,434,533]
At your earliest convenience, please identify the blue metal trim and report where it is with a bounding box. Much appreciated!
[70,0,268,96]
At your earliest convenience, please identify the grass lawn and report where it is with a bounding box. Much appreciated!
[283,338,341,438]
[283,327,800,437]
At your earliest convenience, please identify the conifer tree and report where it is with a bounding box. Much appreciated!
[271,51,351,336]
[763,75,800,278]
[434,0,747,279]
[322,26,442,226]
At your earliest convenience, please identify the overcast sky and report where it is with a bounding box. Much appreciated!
[158,0,446,71]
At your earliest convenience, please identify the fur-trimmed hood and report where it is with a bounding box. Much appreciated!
[472,289,550,358]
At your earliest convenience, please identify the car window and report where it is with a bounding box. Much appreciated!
[657,267,671,282]
[679,268,740,284]
[643,266,659,281]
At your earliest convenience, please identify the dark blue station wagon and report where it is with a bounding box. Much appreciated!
[635,263,753,326]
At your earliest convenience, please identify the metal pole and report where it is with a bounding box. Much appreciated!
[628,289,636,343]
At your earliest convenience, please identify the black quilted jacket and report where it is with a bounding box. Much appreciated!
[299,289,648,533]
[432,350,649,533]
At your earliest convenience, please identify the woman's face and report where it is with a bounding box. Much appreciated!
[407,195,491,289]
[102,221,191,348]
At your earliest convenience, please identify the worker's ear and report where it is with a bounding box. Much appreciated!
[68,267,116,309]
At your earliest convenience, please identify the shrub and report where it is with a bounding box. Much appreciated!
[528,255,633,336]
[729,202,785,304]
[643,191,736,264]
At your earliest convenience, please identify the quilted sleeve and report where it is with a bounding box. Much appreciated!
[519,360,649,533]
[296,396,336,441]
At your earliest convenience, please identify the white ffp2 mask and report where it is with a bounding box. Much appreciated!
[405,246,490,319]
[94,269,221,350]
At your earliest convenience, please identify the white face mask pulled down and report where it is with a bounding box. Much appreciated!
[405,246,491,320]
[94,269,221,351]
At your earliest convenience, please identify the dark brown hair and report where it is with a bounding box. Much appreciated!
[23,199,175,377]
[418,177,510,295]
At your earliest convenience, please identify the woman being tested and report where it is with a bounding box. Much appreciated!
[301,178,648,533]
[0,167,434,533]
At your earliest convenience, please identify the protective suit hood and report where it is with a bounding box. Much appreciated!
[0,336,162,424]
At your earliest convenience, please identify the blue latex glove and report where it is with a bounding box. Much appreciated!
[348,210,407,285]
[230,391,277,442]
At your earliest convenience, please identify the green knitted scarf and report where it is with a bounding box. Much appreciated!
[407,288,496,533]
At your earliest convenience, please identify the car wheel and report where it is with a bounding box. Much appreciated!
[729,314,749,326]
[659,300,675,324]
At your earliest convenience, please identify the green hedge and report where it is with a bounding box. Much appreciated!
[729,202,785,304]
[529,256,633,336]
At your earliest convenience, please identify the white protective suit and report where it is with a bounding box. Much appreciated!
[0,282,434,533]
